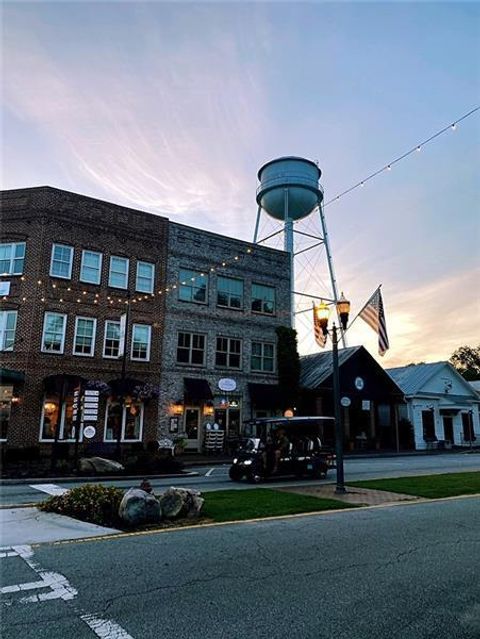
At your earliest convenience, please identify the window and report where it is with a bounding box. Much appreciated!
[104,320,121,358]
[41,312,67,354]
[216,337,241,369]
[462,412,476,442]
[178,269,208,303]
[0,242,26,275]
[177,332,205,365]
[422,410,436,441]
[131,324,151,361]
[251,283,275,315]
[80,250,102,285]
[40,396,75,441]
[251,341,275,372]
[217,276,243,309]
[109,256,129,289]
[73,317,96,356]
[0,311,18,351]
[104,400,143,442]
[0,385,13,440]
[136,261,155,294]
[50,244,74,279]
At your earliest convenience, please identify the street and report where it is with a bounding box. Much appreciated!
[1,452,479,507]
[1,496,479,639]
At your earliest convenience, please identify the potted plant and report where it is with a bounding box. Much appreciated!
[173,436,188,455]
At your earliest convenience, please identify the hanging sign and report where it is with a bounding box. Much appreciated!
[83,425,96,439]
[118,313,127,357]
[362,400,371,411]
[340,397,351,408]
[218,378,237,392]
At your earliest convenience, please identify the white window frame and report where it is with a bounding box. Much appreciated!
[0,242,26,276]
[0,310,18,352]
[251,341,275,373]
[39,397,80,443]
[130,323,151,361]
[136,261,155,294]
[103,320,121,359]
[73,316,97,357]
[41,312,67,354]
[80,250,103,285]
[49,243,74,280]
[103,400,144,443]
[108,256,129,289]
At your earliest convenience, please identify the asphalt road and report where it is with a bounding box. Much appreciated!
[2,452,479,507]
[2,496,479,639]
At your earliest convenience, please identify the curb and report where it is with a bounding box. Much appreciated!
[0,471,199,486]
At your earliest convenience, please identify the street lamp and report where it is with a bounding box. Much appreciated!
[314,292,351,494]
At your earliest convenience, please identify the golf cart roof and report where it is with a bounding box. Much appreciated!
[247,416,334,425]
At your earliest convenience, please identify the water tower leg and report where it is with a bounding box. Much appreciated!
[253,205,262,243]
[318,201,347,348]
[283,189,295,329]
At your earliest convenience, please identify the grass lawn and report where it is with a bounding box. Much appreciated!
[202,488,355,522]
[349,471,480,499]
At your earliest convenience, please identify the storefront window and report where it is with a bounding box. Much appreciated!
[104,400,143,442]
[40,396,76,441]
[0,385,13,440]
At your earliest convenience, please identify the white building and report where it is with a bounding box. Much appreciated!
[387,362,479,450]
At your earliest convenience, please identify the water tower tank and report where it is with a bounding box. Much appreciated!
[256,156,323,221]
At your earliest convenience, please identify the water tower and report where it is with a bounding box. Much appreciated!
[254,156,344,342]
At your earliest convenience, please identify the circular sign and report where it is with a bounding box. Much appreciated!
[340,397,351,408]
[83,425,96,439]
[355,377,364,390]
[218,378,237,392]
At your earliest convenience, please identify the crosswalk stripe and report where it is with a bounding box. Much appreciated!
[29,484,68,496]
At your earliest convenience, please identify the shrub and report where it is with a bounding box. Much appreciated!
[39,484,125,528]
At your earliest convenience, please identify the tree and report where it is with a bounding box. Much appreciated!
[275,326,301,411]
[450,345,480,381]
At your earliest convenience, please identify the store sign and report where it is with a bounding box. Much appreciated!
[218,378,237,392]
[0,281,11,296]
[340,397,351,408]
[83,425,96,439]
[362,400,371,411]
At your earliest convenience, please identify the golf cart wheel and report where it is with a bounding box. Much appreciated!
[247,470,262,484]
[313,465,328,480]
[229,466,244,482]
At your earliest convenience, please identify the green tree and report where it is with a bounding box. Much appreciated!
[276,326,301,411]
[450,345,480,380]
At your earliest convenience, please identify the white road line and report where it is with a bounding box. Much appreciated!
[205,468,215,477]
[28,483,68,496]
[81,613,135,639]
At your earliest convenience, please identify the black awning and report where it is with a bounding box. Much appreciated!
[248,383,283,409]
[109,378,144,397]
[184,378,213,402]
[0,368,25,385]
[43,374,85,395]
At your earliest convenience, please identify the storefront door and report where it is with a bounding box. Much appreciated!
[443,416,454,444]
[185,407,200,450]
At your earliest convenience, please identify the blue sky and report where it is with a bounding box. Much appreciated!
[2,1,479,366]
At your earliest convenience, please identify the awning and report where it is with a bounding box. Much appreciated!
[0,368,25,385]
[43,374,85,395]
[109,378,144,397]
[184,378,213,402]
[248,383,283,409]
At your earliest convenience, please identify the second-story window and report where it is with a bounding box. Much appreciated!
[177,332,205,365]
[251,283,275,315]
[251,341,275,372]
[50,244,73,279]
[136,261,155,294]
[103,320,121,358]
[0,242,26,275]
[80,250,102,285]
[109,256,129,289]
[131,324,151,361]
[41,312,67,354]
[216,337,241,369]
[217,276,243,309]
[178,269,208,304]
[0,310,18,351]
[73,317,97,356]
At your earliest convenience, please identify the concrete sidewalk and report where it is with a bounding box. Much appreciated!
[0,507,120,546]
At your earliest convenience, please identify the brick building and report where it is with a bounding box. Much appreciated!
[159,222,291,451]
[1,186,291,457]
[0,187,168,455]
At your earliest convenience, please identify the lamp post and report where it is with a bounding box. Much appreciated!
[314,292,351,494]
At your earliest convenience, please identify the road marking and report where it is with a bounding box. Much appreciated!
[1,545,135,637]
[29,484,68,496]
[205,468,215,477]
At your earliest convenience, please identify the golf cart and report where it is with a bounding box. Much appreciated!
[229,416,336,483]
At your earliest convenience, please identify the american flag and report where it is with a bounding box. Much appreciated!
[313,306,327,348]
[359,287,390,356]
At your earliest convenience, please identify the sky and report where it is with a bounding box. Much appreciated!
[2,1,479,367]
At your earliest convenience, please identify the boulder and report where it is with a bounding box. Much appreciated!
[159,487,204,519]
[78,456,124,475]
[118,488,162,527]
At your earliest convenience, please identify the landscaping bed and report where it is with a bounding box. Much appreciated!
[348,471,480,499]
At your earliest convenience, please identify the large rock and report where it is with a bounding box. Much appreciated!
[159,487,204,519]
[118,488,162,527]
[78,456,124,475]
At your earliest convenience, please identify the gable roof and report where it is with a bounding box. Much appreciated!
[300,346,361,389]
[387,361,478,397]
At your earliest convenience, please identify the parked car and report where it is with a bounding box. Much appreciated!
[229,416,336,483]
